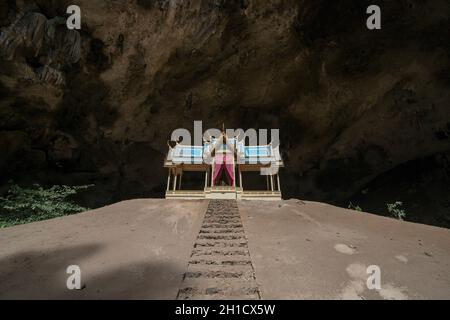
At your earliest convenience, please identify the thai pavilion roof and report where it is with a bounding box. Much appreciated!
[165,131,283,167]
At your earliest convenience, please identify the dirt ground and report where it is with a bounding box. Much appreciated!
[0,199,206,299]
[241,200,450,300]
[0,199,449,299]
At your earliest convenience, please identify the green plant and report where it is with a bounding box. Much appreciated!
[387,201,407,221]
[0,184,92,228]
[348,202,363,212]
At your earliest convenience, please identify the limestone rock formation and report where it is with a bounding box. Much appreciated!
[0,0,449,226]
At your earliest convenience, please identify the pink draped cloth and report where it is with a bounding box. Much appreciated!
[213,154,235,187]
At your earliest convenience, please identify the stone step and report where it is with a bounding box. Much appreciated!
[178,286,259,300]
[202,224,243,229]
[199,229,244,234]
[197,234,246,240]
[202,221,242,226]
[180,277,258,291]
[192,249,250,257]
[184,270,252,279]
[203,217,241,221]
[205,212,239,216]
[194,241,248,248]
[190,254,253,263]
[188,259,253,266]
[187,263,253,272]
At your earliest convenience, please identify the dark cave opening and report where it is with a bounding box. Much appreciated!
[345,153,450,228]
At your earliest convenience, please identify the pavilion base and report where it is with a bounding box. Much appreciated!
[206,188,237,200]
[165,191,205,200]
[165,188,282,201]
[239,191,282,201]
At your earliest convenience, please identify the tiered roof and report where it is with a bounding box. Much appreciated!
[166,132,283,167]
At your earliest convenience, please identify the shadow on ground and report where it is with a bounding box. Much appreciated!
[0,243,184,299]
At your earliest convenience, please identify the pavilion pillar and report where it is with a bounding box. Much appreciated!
[179,171,183,190]
[233,163,236,188]
[270,175,274,192]
[173,173,178,191]
[277,174,281,192]
[211,163,214,188]
[239,168,243,189]
[266,175,269,190]
[166,169,171,192]
[204,170,208,190]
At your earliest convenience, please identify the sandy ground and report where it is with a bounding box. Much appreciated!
[0,199,449,299]
[0,199,207,299]
[241,200,450,300]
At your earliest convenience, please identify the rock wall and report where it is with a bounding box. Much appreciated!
[0,0,449,225]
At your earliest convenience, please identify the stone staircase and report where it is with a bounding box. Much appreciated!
[177,200,261,300]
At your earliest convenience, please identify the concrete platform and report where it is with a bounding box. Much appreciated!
[0,199,449,299]
[166,189,282,201]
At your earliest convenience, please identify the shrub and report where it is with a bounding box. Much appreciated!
[0,184,92,228]
[387,201,407,221]
[348,202,363,212]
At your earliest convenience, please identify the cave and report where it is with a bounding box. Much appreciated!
[1,0,449,228]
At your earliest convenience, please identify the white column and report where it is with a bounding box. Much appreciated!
[233,159,236,188]
[179,172,183,190]
[204,170,208,190]
[266,175,269,190]
[270,175,274,192]
[277,174,281,192]
[239,168,243,189]
[173,173,177,191]
[211,164,214,187]
[166,170,171,192]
